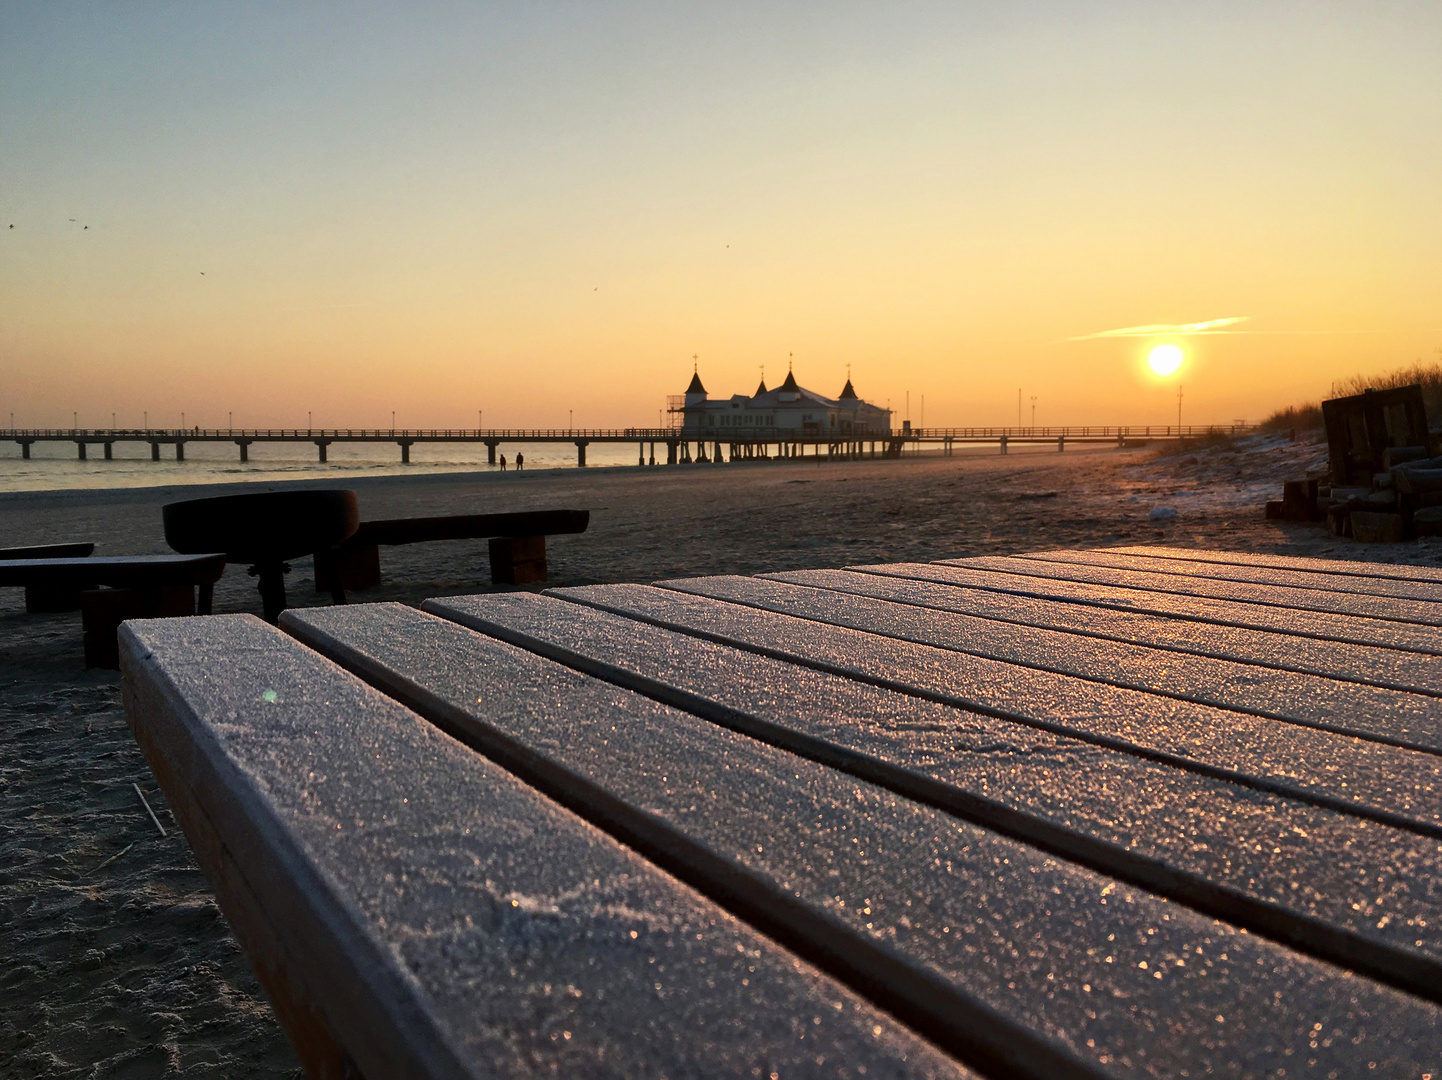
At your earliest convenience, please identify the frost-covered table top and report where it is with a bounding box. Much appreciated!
[121,546,1442,1078]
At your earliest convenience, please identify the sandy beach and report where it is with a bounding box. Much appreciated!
[5,434,1441,1077]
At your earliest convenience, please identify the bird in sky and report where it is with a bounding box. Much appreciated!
[200,272,205,276]
[69,218,75,222]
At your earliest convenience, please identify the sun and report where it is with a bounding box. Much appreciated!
[1147,344,1183,376]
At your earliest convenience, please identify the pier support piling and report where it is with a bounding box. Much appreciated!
[175,442,185,462]
[575,440,589,467]
[485,440,498,465]
[77,442,87,461]
[236,440,251,463]
[151,442,161,461]
[19,441,31,460]
[1058,435,1065,453]
[315,440,330,463]
[103,442,113,460]
[398,440,412,464]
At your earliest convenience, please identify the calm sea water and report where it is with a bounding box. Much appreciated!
[0,438,653,494]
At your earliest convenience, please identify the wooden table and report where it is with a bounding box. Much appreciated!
[119,546,1442,1078]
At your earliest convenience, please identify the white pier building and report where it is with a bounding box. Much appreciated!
[676,369,892,437]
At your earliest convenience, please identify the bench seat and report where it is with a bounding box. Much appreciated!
[314,509,589,591]
[1,553,226,667]
[0,542,97,612]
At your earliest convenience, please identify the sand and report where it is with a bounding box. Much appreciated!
[4,433,1439,1077]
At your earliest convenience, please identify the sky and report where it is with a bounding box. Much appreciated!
[2,2,1439,430]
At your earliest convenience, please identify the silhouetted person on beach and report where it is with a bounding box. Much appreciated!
[515,452,524,470]
[498,453,507,471]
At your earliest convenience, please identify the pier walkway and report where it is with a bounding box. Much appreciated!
[7,423,1254,466]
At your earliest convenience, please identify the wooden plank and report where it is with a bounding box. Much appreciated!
[283,602,1442,1078]
[766,565,1442,696]
[0,542,94,559]
[871,559,1442,655]
[1018,547,1442,603]
[120,614,965,1080]
[0,553,227,588]
[347,509,589,547]
[943,554,1442,627]
[551,583,1442,838]
[1107,544,1442,585]
[425,590,1442,1003]
[733,571,1442,751]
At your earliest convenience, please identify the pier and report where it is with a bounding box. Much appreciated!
[5,424,1255,467]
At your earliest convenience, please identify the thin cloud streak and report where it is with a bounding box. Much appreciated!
[1070,317,1250,341]
[1065,319,1421,343]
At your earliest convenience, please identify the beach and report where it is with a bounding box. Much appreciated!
[4,434,1440,1077]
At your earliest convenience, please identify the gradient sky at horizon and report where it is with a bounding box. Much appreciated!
[2,2,1439,429]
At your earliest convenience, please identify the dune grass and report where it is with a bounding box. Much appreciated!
[1261,359,1442,432]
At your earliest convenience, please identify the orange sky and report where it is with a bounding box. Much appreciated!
[2,4,1439,430]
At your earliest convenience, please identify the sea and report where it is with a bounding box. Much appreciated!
[0,438,651,494]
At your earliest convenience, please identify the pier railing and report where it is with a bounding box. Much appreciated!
[3,423,1252,441]
[3,423,1258,465]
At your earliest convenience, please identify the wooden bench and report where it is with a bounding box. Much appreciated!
[313,508,589,592]
[0,542,97,611]
[118,546,1442,1076]
[1,553,226,668]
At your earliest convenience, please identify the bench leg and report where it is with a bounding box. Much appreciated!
[82,586,195,668]
[198,583,214,616]
[253,562,289,623]
[488,535,547,585]
[315,544,380,594]
[25,584,84,613]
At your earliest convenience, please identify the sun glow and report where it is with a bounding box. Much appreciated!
[1147,345,1184,376]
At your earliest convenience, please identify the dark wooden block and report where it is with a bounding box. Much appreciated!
[25,584,84,613]
[82,585,195,668]
[314,541,382,592]
[488,534,546,584]
[1322,383,1432,486]
[1351,511,1406,543]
